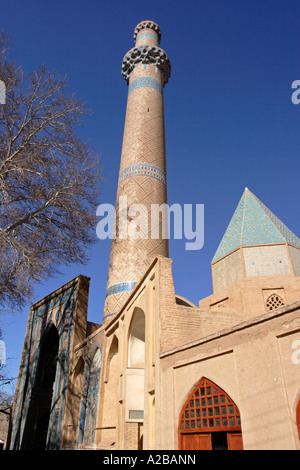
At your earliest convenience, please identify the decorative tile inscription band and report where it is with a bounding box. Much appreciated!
[119,163,166,184]
[105,281,137,299]
[128,76,163,96]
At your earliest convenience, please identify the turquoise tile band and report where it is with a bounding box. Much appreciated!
[128,76,163,96]
[119,163,166,185]
[136,33,159,44]
[105,281,137,299]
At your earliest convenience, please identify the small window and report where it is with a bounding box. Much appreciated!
[266,293,285,311]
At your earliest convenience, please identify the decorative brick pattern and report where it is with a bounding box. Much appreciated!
[103,24,170,321]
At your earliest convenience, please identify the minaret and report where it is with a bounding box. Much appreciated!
[103,21,171,323]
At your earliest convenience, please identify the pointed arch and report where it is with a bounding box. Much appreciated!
[72,356,85,441]
[178,377,243,450]
[35,323,59,389]
[128,308,145,368]
[22,323,59,449]
[105,335,119,383]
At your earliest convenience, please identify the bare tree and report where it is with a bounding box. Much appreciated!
[0,31,101,310]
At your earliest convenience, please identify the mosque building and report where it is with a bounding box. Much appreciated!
[8,21,300,451]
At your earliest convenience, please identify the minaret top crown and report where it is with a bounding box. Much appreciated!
[122,21,171,85]
[133,20,161,44]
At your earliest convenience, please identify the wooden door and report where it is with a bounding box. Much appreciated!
[227,433,243,450]
[181,434,194,450]
[197,434,212,450]
[181,433,212,450]
[178,377,243,451]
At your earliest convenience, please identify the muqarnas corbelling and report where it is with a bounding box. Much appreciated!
[133,20,162,43]
[121,45,171,85]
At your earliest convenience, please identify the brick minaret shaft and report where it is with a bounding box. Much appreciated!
[103,21,171,323]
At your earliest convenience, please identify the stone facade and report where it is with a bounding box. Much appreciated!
[8,21,300,451]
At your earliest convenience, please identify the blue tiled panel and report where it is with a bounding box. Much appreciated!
[241,193,285,246]
[34,286,75,318]
[255,195,300,249]
[212,192,246,262]
[119,163,166,185]
[128,77,163,95]
[212,188,300,262]
[105,281,137,298]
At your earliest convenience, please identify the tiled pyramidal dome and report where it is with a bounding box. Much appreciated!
[212,188,300,292]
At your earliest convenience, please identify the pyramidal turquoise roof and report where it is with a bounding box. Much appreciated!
[212,188,300,263]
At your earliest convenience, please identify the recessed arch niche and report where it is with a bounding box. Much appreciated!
[126,308,146,426]
[128,307,145,368]
[22,323,59,449]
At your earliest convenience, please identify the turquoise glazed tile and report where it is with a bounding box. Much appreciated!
[212,188,300,262]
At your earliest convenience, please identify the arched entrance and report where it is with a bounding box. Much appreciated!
[178,377,243,450]
[22,324,59,449]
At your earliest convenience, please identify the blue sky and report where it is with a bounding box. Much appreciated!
[1,0,300,394]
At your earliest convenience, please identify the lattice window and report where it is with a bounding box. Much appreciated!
[266,293,285,311]
[179,378,241,433]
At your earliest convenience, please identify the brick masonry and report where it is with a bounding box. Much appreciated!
[103,22,171,322]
